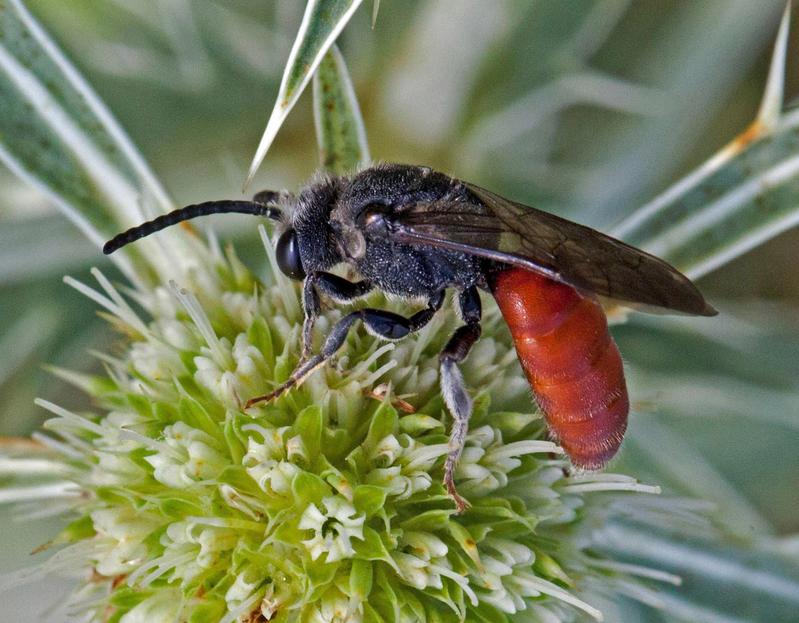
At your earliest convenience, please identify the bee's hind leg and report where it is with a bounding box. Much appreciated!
[440,286,482,513]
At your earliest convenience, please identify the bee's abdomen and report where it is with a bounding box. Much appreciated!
[490,267,628,468]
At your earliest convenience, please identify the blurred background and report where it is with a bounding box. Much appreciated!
[1,1,798,619]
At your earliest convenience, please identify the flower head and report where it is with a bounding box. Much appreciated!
[0,233,681,622]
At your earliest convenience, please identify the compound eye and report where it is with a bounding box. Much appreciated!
[276,229,305,280]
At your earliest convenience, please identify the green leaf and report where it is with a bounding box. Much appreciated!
[294,404,323,460]
[177,396,221,439]
[41,515,95,551]
[533,551,573,586]
[364,401,398,451]
[469,601,506,623]
[353,526,396,568]
[370,0,380,28]
[614,112,799,281]
[223,413,246,466]
[446,522,482,570]
[272,518,307,548]
[373,566,401,622]
[313,44,370,174]
[399,509,453,532]
[157,496,203,519]
[247,315,274,365]
[304,558,337,599]
[362,602,383,623]
[187,600,226,623]
[292,470,329,507]
[349,558,373,600]
[353,484,387,517]
[217,466,262,498]
[399,414,444,435]
[0,0,173,284]
[109,585,148,609]
[613,8,799,281]
[245,0,365,185]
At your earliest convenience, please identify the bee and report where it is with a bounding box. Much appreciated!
[105,163,716,511]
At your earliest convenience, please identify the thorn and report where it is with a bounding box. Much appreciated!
[756,1,791,130]
[726,119,767,156]
[242,159,259,193]
[371,0,380,28]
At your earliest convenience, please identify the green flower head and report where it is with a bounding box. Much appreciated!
[1,233,680,623]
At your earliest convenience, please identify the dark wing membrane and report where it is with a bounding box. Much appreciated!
[391,182,716,316]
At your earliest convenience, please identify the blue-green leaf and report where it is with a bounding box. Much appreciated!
[613,5,798,280]
[313,44,370,174]
[245,0,365,185]
[0,0,174,284]
[595,520,799,623]
[614,111,799,281]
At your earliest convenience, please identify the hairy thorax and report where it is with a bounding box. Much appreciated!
[352,238,484,298]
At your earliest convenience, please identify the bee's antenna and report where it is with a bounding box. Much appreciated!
[103,200,282,255]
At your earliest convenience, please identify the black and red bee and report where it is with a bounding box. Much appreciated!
[104,163,716,510]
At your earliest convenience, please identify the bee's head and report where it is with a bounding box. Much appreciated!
[289,175,345,275]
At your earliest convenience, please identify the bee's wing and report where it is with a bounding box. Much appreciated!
[390,181,716,316]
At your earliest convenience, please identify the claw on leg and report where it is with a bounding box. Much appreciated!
[244,385,288,409]
[244,355,323,409]
[444,456,471,514]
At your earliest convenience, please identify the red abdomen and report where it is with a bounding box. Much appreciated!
[490,267,628,468]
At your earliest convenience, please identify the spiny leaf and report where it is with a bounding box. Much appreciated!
[624,415,772,538]
[595,521,799,623]
[313,44,370,174]
[613,5,798,280]
[245,0,365,186]
[754,1,790,131]
[371,0,381,28]
[0,0,176,285]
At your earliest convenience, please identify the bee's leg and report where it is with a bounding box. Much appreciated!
[245,291,443,408]
[440,287,482,513]
[300,276,321,362]
[300,273,373,361]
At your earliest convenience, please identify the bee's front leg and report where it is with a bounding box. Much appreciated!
[300,273,374,362]
[245,286,441,409]
[300,275,320,362]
